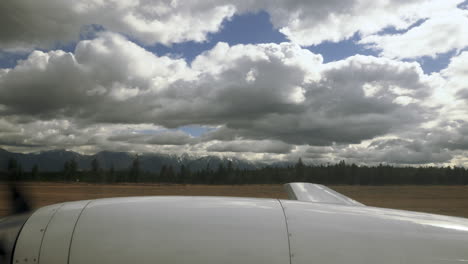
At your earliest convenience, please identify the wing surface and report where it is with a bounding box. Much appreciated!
[284,182,364,206]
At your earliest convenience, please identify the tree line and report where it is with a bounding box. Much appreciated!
[2,157,468,185]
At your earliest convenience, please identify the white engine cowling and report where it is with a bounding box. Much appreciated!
[13,197,290,264]
[10,196,468,264]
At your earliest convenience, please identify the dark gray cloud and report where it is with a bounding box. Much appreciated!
[337,138,453,165]
[0,34,439,158]
[207,140,293,154]
[0,0,80,52]
[202,55,432,145]
[0,33,189,122]
[0,36,321,126]
[150,42,320,127]
[0,32,466,165]
[108,130,195,145]
[424,120,468,151]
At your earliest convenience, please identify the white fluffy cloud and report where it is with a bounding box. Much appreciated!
[3,0,468,165]
[1,0,465,53]
[0,31,466,165]
[202,54,432,146]
[420,52,468,155]
[360,8,468,59]
[0,33,192,121]
[263,0,463,46]
[441,51,468,96]
[0,0,236,51]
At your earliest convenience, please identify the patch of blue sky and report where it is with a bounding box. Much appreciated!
[374,18,428,35]
[362,18,458,73]
[147,11,288,63]
[133,129,166,135]
[307,33,378,63]
[0,52,28,69]
[458,0,468,9]
[178,125,214,137]
[1,11,463,76]
[413,48,468,74]
[147,11,380,67]
[132,126,213,137]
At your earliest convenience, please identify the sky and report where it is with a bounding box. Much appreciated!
[1,0,468,166]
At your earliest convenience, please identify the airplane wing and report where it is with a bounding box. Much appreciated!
[284,182,365,206]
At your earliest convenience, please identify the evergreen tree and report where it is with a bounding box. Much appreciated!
[69,159,78,180]
[295,158,305,181]
[7,158,18,172]
[179,164,188,183]
[166,165,175,182]
[32,164,39,181]
[226,161,235,184]
[64,159,77,181]
[7,158,21,181]
[216,163,226,184]
[109,164,115,183]
[129,155,141,182]
[159,165,167,182]
[63,161,70,181]
[91,158,100,174]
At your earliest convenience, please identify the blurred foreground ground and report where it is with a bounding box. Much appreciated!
[1,182,468,218]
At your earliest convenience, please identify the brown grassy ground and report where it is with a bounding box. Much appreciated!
[1,183,468,218]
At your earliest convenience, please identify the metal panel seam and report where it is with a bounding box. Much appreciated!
[37,203,65,264]
[67,200,92,264]
[278,199,292,264]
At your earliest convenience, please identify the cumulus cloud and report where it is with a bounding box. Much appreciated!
[3,0,468,166]
[263,0,462,46]
[0,33,438,157]
[206,140,293,154]
[360,9,468,59]
[0,32,192,121]
[153,41,322,127]
[441,51,468,97]
[108,130,195,145]
[0,33,322,127]
[426,121,468,151]
[2,30,467,165]
[203,55,432,145]
[0,0,464,53]
[0,118,99,150]
[0,0,236,51]
[0,117,201,154]
[337,138,453,165]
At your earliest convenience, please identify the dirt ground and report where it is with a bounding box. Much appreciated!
[1,182,468,218]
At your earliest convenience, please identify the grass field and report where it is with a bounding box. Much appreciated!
[1,182,468,218]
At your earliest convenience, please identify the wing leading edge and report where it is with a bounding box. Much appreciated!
[283,182,365,206]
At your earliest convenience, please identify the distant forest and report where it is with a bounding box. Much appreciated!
[2,157,468,185]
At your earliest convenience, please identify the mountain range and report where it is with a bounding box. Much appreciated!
[0,149,279,173]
